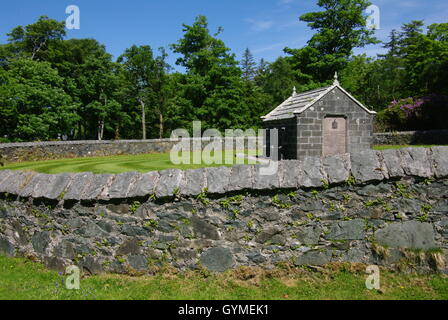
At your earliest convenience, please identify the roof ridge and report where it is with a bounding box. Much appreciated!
[262,83,376,122]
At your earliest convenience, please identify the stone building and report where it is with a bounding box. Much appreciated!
[262,74,376,160]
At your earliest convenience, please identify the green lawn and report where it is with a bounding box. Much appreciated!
[372,145,445,150]
[0,255,447,300]
[0,145,444,174]
[0,150,259,174]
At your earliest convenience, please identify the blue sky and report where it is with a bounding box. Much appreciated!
[0,0,447,70]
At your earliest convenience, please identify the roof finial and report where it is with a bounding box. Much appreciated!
[292,86,297,97]
[333,72,340,86]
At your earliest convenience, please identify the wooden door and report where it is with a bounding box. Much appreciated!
[323,117,347,156]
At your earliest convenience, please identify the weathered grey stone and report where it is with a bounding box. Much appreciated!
[380,149,405,178]
[158,234,177,243]
[296,226,322,245]
[326,219,365,240]
[431,147,448,178]
[229,165,253,191]
[156,220,176,233]
[295,250,332,266]
[42,173,73,200]
[191,216,220,240]
[86,174,114,200]
[127,255,148,271]
[64,172,94,200]
[279,161,300,189]
[108,172,140,199]
[342,246,370,263]
[19,173,73,200]
[31,231,50,254]
[259,209,281,222]
[44,257,66,272]
[395,198,421,214]
[128,171,159,198]
[323,154,351,184]
[53,240,75,259]
[0,171,36,195]
[433,199,448,214]
[80,256,103,275]
[0,236,14,256]
[246,252,267,264]
[375,221,436,250]
[436,218,448,237]
[255,227,281,244]
[400,148,433,178]
[97,221,114,233]
[19,173,51,198]
[155,169,183,198]
[170,248,197,260]
[253,164,280,190]
[0,170,14,186]
[200,247,234,272]
[10,221,28,246]
[20,173,72,199]
[301,199,324,212]
[206,166,231,194]
[120,224,149,237]
[180,169,206,196]
[270,234,286,246]
[78,222,108,238]
[350,150,384,183]
[299,157,326,188]
[66,217,83,229]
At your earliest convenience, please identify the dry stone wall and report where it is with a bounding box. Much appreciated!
[0,137,260,163]
[1,130,448,163]
[0,147,448,274]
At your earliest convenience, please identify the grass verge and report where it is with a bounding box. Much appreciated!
[0,255,447,300]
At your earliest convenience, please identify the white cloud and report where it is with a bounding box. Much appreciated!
[245,19,274,32]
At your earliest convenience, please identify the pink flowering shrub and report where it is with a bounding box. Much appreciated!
[375,94,448,132]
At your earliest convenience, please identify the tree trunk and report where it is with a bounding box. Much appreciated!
[140,98,146,140]
[115,127,120,140]
[159,113,164,139]
[98,119,104,141]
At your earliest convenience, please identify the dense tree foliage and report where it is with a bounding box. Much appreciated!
[0,1,447,142]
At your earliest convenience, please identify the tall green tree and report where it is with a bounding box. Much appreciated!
[284,0,379,84]
[0,59,78,141]
[47,39,124,140]
[118,45,170,139]
[6,16,66,61]
[171,15,251,131]
[241,48,257,82]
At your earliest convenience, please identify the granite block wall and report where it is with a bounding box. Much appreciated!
[296,86,374,159]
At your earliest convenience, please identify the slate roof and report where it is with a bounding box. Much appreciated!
[262,79,376,122]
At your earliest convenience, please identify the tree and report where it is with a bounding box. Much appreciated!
[171,15,251,131]
[7,16,66,60]
[299,0,378,57]
[241,48,257,81]
[401,22,448,95]
[118,45,170,139]
[0,59,78,141]
[118,45,156,140]
[284,0,379,84]
[47,39,123,140]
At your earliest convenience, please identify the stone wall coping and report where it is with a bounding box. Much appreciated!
[0,136,260,149]
[1,129,446,149]
[0,146,447,201]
